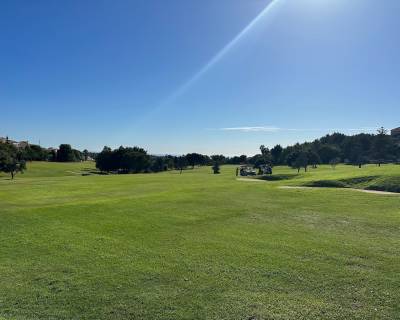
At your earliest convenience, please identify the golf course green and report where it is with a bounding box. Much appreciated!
[1,162,399,319]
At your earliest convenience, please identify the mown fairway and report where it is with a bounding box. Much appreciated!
[1,162,399,319]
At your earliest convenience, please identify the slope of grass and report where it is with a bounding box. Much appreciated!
[0,161,96,180]
[277,164,400,193]
[304,175,400,193]
[0,163,399,319]
[364,175,400,193]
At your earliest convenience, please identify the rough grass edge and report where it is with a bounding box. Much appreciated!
[304,175,400,193]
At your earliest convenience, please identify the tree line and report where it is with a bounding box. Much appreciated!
[0,142,91,179]
[22,144,93,162]
[249,127,400,172]
[94,127,400,174]
[94,146,264,174]
[1,128,399,178]
[95,146,217,174]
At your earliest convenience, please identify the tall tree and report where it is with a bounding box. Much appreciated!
[211,155,225,164]
[307,150,321,168]
[329,157,341,169]
[96,146,113,172]
[239,155,247,164]
[288,150,309,172]
[83,149,89,161]
[57,144,75,162]
[372,127,392,166]
[176,156,188,174]
[185,153,206,168]
[293,152,309,172]
[260,145,272,164]
[95,146,150,174]
[212,161,220,174]
[317,145,341,164]
[271,144,283,165]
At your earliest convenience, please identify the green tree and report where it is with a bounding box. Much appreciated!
[211,155,225,164]
[150,156,167,172]
[329,157,341,169]
[0,143,26,179]
[212,162,220,174]
[57,144,75,162]
[72,149,83,162]
[185,153,206,169]
[239,155,247,164]
[260,145,272,164]
[271,144,283,165]
[96,146,113,172]
[317,145,341,164]
[250,154,265,169]
[288,150,309,173]
[307,150,321,168]
[176,156,188,174]
[96,146,150,174]
[372,127,392,166]
[20,144,49,161]
[83,149,89,161]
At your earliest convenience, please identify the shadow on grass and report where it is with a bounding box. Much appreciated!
[303,175,400,193]
[81,167,108,176]
[304,180,348,188]
[304,176,379,188]
[257,174,298,181]
[340,175,379,185]
[365,176,400,193]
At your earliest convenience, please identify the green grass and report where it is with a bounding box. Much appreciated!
[0,162,399,319]
[0,161,96,179]
[264,164,400,193]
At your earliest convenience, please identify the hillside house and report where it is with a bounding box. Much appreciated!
[391,127,400,139]
[15,141,29,148]
[0,137,29,148]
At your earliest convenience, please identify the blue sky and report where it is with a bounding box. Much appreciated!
[1,0,399,155]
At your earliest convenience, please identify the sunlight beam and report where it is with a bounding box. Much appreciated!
[161,0,283,106]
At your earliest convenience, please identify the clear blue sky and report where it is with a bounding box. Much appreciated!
[1,0,399,155]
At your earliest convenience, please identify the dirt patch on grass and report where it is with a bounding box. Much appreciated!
[354,189,400,195]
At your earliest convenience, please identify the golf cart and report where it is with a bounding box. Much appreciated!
[239,165,257,176]
[259,164,272,175]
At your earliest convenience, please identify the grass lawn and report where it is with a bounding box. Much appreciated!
[0,162,399,319]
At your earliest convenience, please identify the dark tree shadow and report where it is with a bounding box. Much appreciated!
[257,174,298,181]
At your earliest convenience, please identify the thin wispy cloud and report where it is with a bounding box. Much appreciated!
[217,126,377,133]
[220,126,281,132]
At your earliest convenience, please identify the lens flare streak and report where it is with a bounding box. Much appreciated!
[163,0,282,105]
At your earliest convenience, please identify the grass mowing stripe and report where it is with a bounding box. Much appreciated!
[0,162,399,319]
